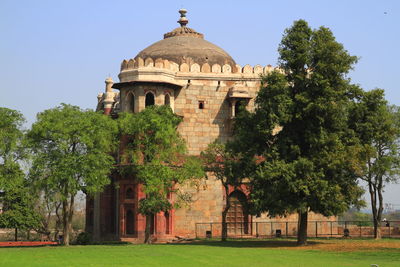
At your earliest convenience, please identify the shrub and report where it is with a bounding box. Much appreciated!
[75,232,91,245]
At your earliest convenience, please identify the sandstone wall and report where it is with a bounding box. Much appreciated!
[174,80,259,155]
[173,175,224,237]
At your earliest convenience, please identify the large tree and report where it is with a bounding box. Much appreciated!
[233,20,363,245]
[117,106,204,243]
[0,107,40,240]
[27,104,117,245]
[349,89,400,239]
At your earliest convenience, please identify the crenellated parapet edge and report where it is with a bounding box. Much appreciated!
[118,57,283,84]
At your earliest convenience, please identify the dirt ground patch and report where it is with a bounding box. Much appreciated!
[181,238,400,252]
[286,239,400,252]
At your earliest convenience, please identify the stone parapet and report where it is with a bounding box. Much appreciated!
[118,57,281,84]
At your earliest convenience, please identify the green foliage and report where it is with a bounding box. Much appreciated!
[0,107,26,165]
[28,103,117,199]
[27,103,118,244]
[201,142,248,187]
[349,89,400,237]
[0,184,41,230]
[340,209,373,226]
[0,107,26,190]
[118,105,185,164]
[118,106,204,217]
[75,232,92,245]
[138,196,172,216]
[0,107,40,230]
[232,20,364,243]
[349,89,400,183]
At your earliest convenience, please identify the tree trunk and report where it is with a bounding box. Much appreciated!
[221,206,229,242]
[376,175,384,239]
[62,190,75,246]
[62,199,69,245]
[54,202,62,242]
[373,218,381,239]
[368,176,383,239]
[144,214,152,244]
[14,228,18,241]
[61,196,75,246]
[297,210,308,246]
[221,185,230,242]
[68,195,75,242]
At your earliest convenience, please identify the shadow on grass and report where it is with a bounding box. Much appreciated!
[165,239,323,248]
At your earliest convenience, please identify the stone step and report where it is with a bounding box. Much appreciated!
[121,235,176,244]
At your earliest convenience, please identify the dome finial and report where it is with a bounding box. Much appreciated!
[178,8,188,27]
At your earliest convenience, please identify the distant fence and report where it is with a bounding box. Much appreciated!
[0,229,43,242]
[195,221,400,239]
[0,229,80,242]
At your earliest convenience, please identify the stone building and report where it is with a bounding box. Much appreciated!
[87,9,335,242]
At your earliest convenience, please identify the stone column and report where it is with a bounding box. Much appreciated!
[231,99,236,117]
[115,182,120,239]
[93,193,101,241]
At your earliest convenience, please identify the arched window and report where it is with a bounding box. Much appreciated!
[234,101,242,117]
[126,209,134,235]
[164,94,170,107]
[198,101,204,109]
[227,191,249,235]
[145,92,155,107]
[130,94,135,112]
[126,187,134,199]
[165,212,170,234]
[126,93,135,113]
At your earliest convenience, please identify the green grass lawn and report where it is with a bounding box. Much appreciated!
[0,239,399,267]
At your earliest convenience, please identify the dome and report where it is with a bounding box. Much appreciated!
[135,9,236,68]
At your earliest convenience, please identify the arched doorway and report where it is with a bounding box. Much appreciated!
[227,191,249,235]
[126,209,135,235]
[145,92,155,107]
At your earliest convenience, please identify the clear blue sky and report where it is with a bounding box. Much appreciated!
[1,0,399,210]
